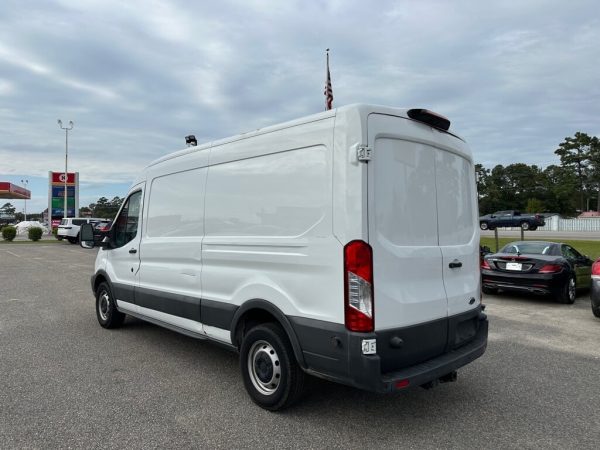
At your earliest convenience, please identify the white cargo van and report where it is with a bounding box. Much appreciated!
[80,104,488,410]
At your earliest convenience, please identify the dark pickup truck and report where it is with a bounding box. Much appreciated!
[479,210,545,231]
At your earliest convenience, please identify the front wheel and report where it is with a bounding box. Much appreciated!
[480,222,489,230]
[96,282,126,328]
[557,276,576,304]
[240,323,305,411]
[521,222,530,230]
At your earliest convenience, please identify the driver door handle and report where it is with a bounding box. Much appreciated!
[449,260,462,269]
[129,248,137,254]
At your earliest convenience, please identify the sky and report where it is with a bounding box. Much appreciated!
[1,0,599,214]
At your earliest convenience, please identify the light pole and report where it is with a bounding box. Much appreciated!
[57,120,74,219]
[20,179,28,221]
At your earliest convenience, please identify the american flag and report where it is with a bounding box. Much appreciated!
[324,49,333,110]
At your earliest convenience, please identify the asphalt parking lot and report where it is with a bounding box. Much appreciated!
[1,244,599,449]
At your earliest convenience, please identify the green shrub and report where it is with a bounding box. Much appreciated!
[28,227,43,241]
[52,227,58,238]
[2,226,16,241]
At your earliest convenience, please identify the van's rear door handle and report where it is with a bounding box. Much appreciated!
[129,248,137,254]
[449,260,462,269]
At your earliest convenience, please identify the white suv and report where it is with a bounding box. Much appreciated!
[57,218,110,244]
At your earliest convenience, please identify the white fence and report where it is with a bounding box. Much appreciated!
[537,216,600,232]
[493,216,600,232]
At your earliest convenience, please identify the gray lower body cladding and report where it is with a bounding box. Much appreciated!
[289,306,488,392]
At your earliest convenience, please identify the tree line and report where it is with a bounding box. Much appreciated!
[477,132,600,216]
[80,196,123,218]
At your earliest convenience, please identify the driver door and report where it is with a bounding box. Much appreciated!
[105,185,144,307]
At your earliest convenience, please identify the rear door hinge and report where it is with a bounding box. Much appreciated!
[357,145,372,162]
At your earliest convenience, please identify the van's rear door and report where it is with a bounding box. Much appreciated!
[434,149,479,319]
[367,113,479,334]
[367,114,448,330]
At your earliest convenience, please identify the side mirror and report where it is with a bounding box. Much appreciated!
[80,223,95,249]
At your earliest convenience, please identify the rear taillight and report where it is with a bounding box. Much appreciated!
[344,240,374,332]
[592,260,600,276]
[481,259,491,270]
[539,264,562,273]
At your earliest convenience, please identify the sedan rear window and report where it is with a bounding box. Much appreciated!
[501,242,553,255]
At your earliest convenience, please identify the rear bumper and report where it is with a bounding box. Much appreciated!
[481,269,567,295]
[289,307,488,393]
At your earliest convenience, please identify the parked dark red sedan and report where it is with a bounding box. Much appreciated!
[590,260,600,318]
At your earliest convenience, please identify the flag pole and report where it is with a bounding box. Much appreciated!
[324,48,333,111]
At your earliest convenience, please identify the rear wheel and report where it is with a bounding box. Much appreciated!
[557,276,576,304]
[96,282,125,328]
[240,323,304,411]
[480,222,489,230]
[521,222,530,230]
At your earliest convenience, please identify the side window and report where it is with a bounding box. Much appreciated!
[113,191,142,248]
[562,245,581,260]
[566,246,582,259]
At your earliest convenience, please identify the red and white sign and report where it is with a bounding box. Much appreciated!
[51,172,76,184]
[0,182,31,199]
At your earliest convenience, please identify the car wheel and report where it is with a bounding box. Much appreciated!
[529,225,537,231]
[240,323,305,411]
[482,286,498,295]
[521,222,530,230]
[68,237,77,244]
[557,276,576,304]
[96,282,126,328]
[592,298,600,318]
[480,222,489,230]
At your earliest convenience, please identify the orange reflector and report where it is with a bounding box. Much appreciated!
[395,379,410,389]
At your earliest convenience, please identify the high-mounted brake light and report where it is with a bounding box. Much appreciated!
[344,240,374,332]
[407,109,451,131]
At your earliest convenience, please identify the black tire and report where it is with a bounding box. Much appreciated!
[557,275,576,304]
[95,281,126,328]
[592,300,600,318]
[240,323,305,411]
[480,222,489,230]
[521,222,530,230]
[68,236,77,244]
[529,225,538,231]
[482,286,498,295]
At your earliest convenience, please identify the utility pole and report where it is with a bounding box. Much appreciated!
[57,120,74,219]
